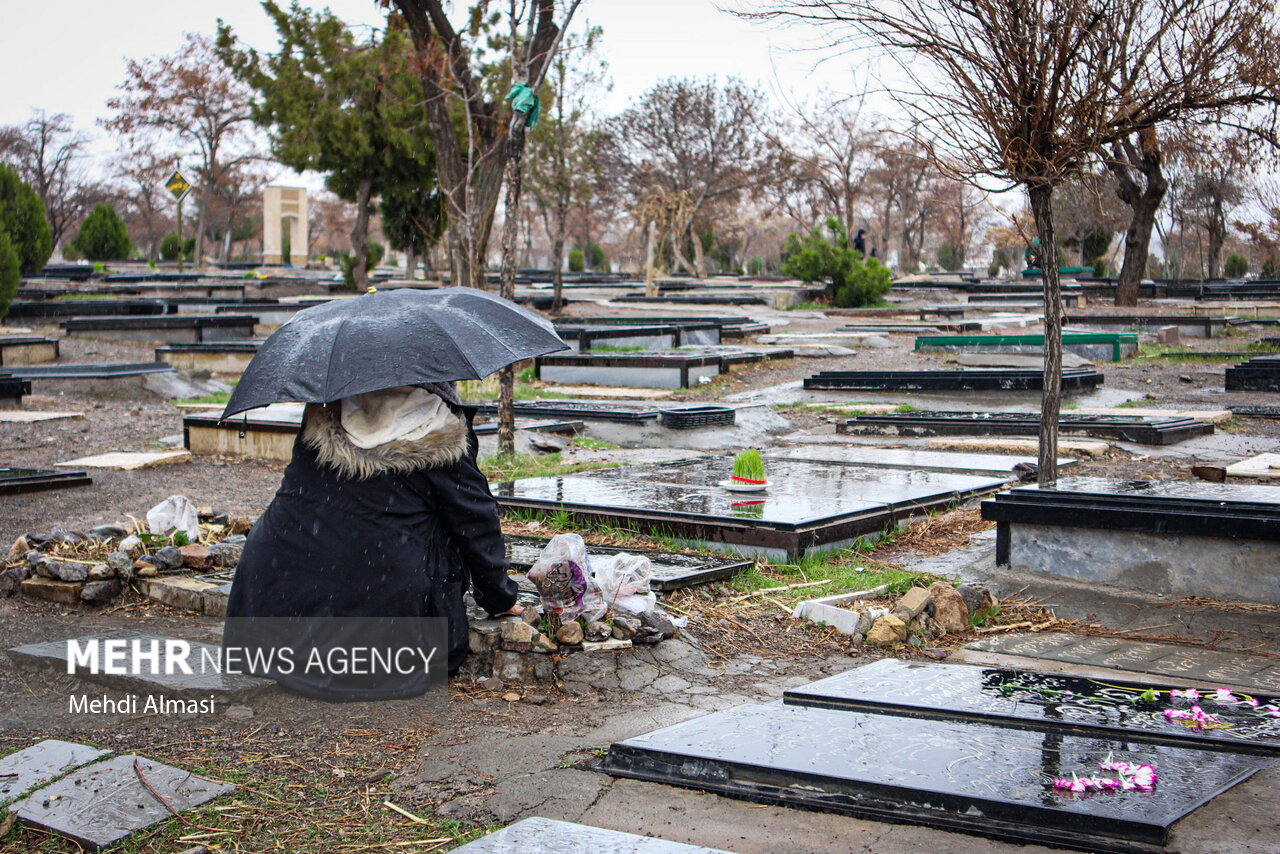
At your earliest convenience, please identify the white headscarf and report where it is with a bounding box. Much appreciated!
[339,385,455,449]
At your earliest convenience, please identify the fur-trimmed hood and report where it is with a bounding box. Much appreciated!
[301,400,469,480]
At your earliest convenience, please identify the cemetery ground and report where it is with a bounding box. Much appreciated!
[2,292,1280,852]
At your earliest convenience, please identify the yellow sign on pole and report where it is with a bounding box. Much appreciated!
[165,170,191,202]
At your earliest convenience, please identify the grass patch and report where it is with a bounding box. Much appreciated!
[173,391,231,405]
[52,292,119,301]
[585,343,647,353]
[570,436,620,451]
[788,300,829,311]
[724,549,949,607]
[480,452,617,482]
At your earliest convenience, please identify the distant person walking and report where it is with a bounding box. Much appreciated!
[853,229,868,257]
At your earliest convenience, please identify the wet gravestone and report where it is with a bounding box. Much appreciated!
[784,658,1280,755]
[0,740,110,801]
[9,754,233,850]
[604,701,1269,853]
[452,817,737,854]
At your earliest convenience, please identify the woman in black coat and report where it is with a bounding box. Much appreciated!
[225,383,520,700]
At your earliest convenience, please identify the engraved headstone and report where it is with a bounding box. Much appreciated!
[9,754,233,850]
[0,740,110,801]
[451,817,737,854]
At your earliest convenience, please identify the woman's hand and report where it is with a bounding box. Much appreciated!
[500,604,525,617]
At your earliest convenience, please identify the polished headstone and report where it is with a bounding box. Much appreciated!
[9,754,233,849]
[968,633,1280,694]
[1014,476,1280,507]
[8,630,272,700]
[604,702,1269,853]
[573,458,1005,511]
[785,659,1280,754]
[0,740,111,801]
[776,445,1075,478]
[451,817,736,854]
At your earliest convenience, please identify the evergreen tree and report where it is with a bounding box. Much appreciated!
[0,232,19,321]
[218,3,434,289]
[73,203,133,260]
[782,217,893,307]
[0,163,52,274]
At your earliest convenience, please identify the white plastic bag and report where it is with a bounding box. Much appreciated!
[593,553,657,615]
[146,495,200,541]
[527,533,606,621]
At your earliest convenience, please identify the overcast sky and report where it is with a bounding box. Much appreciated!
[1,1,861,147]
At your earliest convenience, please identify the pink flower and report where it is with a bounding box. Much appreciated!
[1212,688,1236,704]
[1172,687,1200,702]
[1246,698,1260,707]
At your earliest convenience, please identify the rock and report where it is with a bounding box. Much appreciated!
[118,534,143,556]
[865,614,908,646]
[154,546,183,571]
[0,565,30,596]
[178,544,213,570]
[227,516,253,535]
[611,615,641,640]
[47,526,83,546]
[632,626,665,645]
[88,563,114,580]
[359,769,392,784]
[88,525,128,542]
[24,531,51,548]
[492,649,556,682]
[476,676,504,691]
[1179,374,1194,384]
[136,564,158,578]
[499,620,536,649]
[527,432,567,454]
[893,586,931,620]
[639,609,678,639]
[24,549,41,568]
[926,581,970,634]
[80,579,123,604]
[956,583,998,616]
[35,558,89,583]
[7,534,29,559]
[922,647,949,660]
[1156,325,1179,345]
[529,630,558,654]
[224,705,255,721]
[584,621,612,642]
[523,694,549,705]
[555,621,585,645]
[222,534,248,547]
[864,335,893,349]
[106,550,135,579]
[207,542,242,568]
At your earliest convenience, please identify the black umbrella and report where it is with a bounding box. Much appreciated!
[220,287,567,419]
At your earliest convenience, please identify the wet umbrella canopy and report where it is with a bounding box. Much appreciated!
[221,287,568,419]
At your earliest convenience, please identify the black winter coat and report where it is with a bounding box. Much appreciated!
[225,403,518,700]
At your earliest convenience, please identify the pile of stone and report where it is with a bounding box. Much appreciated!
[463,609,681,684]
[793,581,998,649]
[3,510,250,607]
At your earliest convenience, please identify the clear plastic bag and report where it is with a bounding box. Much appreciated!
[593,553,657,615]
[527,533,606,621]
[145,495,200,541]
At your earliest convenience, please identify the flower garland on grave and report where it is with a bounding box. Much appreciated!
[1049,754,1159,795]
[996,680,1280,733]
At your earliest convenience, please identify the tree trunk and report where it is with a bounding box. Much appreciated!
[1108,135,1167,306]
[497,118,531,456]
[350,175,373,290]
[1206,204,1225,279]
[645,220,657,297]
[692,226,707,277]
[405,246,417,281]
[194,183,212,270]
[671,230,696,277]
[551,199,568,314]
[1027,184,1062,486]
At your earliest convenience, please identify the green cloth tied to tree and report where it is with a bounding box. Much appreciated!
[505,83,541,127]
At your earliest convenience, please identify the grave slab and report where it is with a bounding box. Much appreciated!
[56,450,191,470]
[967,633,1280,695]
[0,467,93,495]
[916,332,1139,362]
[928,436,1110,457]
[840,410,1213,445]
[9,754,233,850]
[0,740,111,802]
[804,367,1104,392]
[20,577,86,605]
[451,817,737,853]
[0,335,59,365]
[8,630,273,700]
[785,658,1280,755]
[603,702,1267,853]
[776,446,1075,478]
[0,410,84,423]
[1225,452,1280,479]
[1077,406,1235,425]
[137,576,223,612]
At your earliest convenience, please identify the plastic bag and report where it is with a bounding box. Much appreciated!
[146,495,200,541]
[593,553,657,615]
[527,533,606,621]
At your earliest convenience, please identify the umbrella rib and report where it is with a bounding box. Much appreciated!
[322,316,350,402]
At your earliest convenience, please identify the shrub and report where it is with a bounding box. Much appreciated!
[339,241,385,286]
[72,203,132,261]
[1224,253,1248,278]
[0,231,19,321]
[935,244,962,270]
[567,248,585,272]
[0,164,52,274]
[159,233,194,261]
[584,242,605,269]
[1260,256,1280,280]
[782,217,893,307]
[747,255,764,275]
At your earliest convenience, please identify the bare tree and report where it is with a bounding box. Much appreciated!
[745,0,1280,483]
[104,33,258,268]
[109,143,177,260]
[0,111,100,251]
[525,25,608,313]
[610,78,770,277]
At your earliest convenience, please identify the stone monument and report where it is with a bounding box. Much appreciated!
[262,185,309,266]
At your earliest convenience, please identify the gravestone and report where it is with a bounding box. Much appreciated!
[262,185,309,266]
[0,740,111,801]
[0,467,92,495]
[839,410,1214,445]
[803,367,1104,392]
[9,754,233,850]
[451,817,737,853]
[604,702,1269,853]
